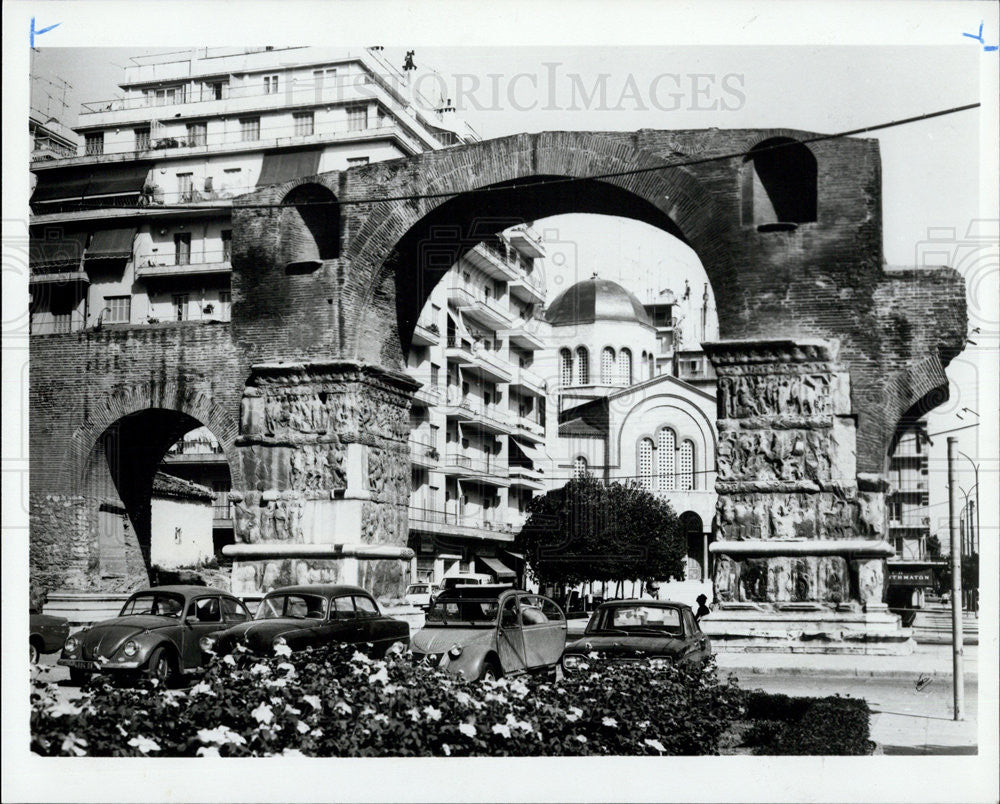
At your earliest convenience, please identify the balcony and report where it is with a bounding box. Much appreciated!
[448,284,514,331]
[411,383,441,407]
[410,319,440,346]
[442,451,510,485]
[508,464,545,490]
[136,258,232,279]
[513,417,545,442]
[502,327,545,351]
[466,346,513,384]
[445,336,476,366]
[507,225,545,258]
[164,437,227,464]
[441,395,477,422]
[407,506,516,543]
[509,364,546,395]
[508,270,545,304]
[465,406,514,435]
[408,439,440,469]
[463,241,519,281]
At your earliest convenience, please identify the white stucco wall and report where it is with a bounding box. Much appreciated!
[150,496,214,568]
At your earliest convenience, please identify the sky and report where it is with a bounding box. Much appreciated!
[27,43,993,540]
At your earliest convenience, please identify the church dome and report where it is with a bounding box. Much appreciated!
[544,277,652,327]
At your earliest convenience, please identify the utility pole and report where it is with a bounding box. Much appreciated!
[947,437,964,720]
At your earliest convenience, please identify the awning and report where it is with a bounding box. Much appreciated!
[30,164,149,205]
[256,148,323,187]
[29,228,88,269]
[476,555,516,580]
[85,227,137,260]
[510,436,550,469]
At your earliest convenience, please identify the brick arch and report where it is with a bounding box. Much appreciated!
[344,131,731,367]
[67,381,244,492]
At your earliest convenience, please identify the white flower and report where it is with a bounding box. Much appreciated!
[350,650,372,665]
[368,666,390,686]
[508,679,530,698]
[491,724,511,739]
[196,746,220,757]
[372,713,389,724]
[602,716,618,728]
[423,705,442,722]
[273,642,292,657]
[277,661,296,676]
[128,735,160,754]
[222,654,236,666]
[285,705,302,716]
[48,699,83,718]
[575,734,587,743]
[296,720,311,734]
[458,723,477,738]
[644,738,667,754]
[264,677,287,688]
[453,691,473,707]
[251,702,274,725]
[60,733,88,756]
[484,692,509,705]
[302,694,322,710]
[407,707,422,722]
[249,663,271,677]
[334,700,352,716]
[197,725,247,746]
[189,681,216,697]
[565,706,583,722]
[281,748,306,757]
[505,713,533,732]
[383,683,399,694]
[442,743,452,756]
[638,720,650,730]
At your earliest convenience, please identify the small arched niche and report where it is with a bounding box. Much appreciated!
[280,182,340,273]
[741,137,818,231]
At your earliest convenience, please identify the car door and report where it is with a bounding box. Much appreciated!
[351,594,395,655]
[682,608,710,664]
[519,595,568,669]
[495,595,527,675]
[182,596,224,669]
[324,594,361,647]
[221,596,251,628]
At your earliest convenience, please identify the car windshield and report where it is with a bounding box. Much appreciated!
[255,594,328,620]
[425,597,500,626]
[120,593,184,618]
[591,605,683,634]
[407,585,430,594]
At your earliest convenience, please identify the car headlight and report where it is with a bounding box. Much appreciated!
[199,635,217,653]
[272,636,287,648]
[64,637,79,653]
[562,654,586,669]
[448,645,463,659]
[122,640,139,657]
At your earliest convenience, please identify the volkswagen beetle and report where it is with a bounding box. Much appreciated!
[58,585,250,685]
[200,584,409,658]
[411,586,566,680]
[30,612,70,664]
[562,599,712,673]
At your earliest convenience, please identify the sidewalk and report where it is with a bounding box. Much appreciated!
[715,643,979,680]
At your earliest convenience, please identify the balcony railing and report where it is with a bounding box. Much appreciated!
[443,451,509,478]
[407,506,516,534]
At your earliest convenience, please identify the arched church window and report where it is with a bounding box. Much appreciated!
[573,455,588,478]
[575,346,589,385]
[600,347,616,385]
[657,427,676,491]
[637,437,654,490]
[560,348,573,387]
[618,348,633,385]
[678,439,695,491]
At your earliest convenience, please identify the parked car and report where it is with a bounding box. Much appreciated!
[30,612,70,664]
[200,584,409,658]
[411,586,566,680]
[403,582,439,609]
[562,599,712,673]
[439,573,494,591]
[58,586,250,685]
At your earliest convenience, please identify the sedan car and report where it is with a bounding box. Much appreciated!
[411,586,566,680]
[58,586,251,685]
[403,582,439,609]
[200,584,409,658]
[562,599,712,673]
[30,613,70,664]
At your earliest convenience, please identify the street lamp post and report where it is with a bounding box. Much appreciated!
[957,451,980,555]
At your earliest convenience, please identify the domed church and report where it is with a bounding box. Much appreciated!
[539,275,718,604]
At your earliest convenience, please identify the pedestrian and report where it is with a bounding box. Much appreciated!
[695,593,711,621]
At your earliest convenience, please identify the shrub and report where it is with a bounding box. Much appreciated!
[31,646,743,757]
[740,691,872,756]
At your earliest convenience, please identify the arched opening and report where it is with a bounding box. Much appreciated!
[82,410,234,585]
[600,346,616,385]
[679,511,707,582]
[279,182,339,273]
[741,137,817,231]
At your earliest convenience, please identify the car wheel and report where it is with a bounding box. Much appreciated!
[146,646,176,686]
[480,659,502,682]
[69,667,90,685]
[30,641,41,665]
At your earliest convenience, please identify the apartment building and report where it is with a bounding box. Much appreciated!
[28,46,477,335]
[405,226,549,586]
[885,419,936,611]
[27,47,478,561]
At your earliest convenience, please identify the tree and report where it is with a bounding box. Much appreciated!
[514,475,686,590]
[926,534,942,560]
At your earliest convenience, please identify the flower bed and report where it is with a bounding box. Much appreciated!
[31,645,743,757]
[735,690,873,755]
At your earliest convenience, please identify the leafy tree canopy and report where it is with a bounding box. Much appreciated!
[514,474,686,586]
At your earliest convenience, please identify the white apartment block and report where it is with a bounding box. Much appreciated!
[405,226,549,586]
[28,46,477,335]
